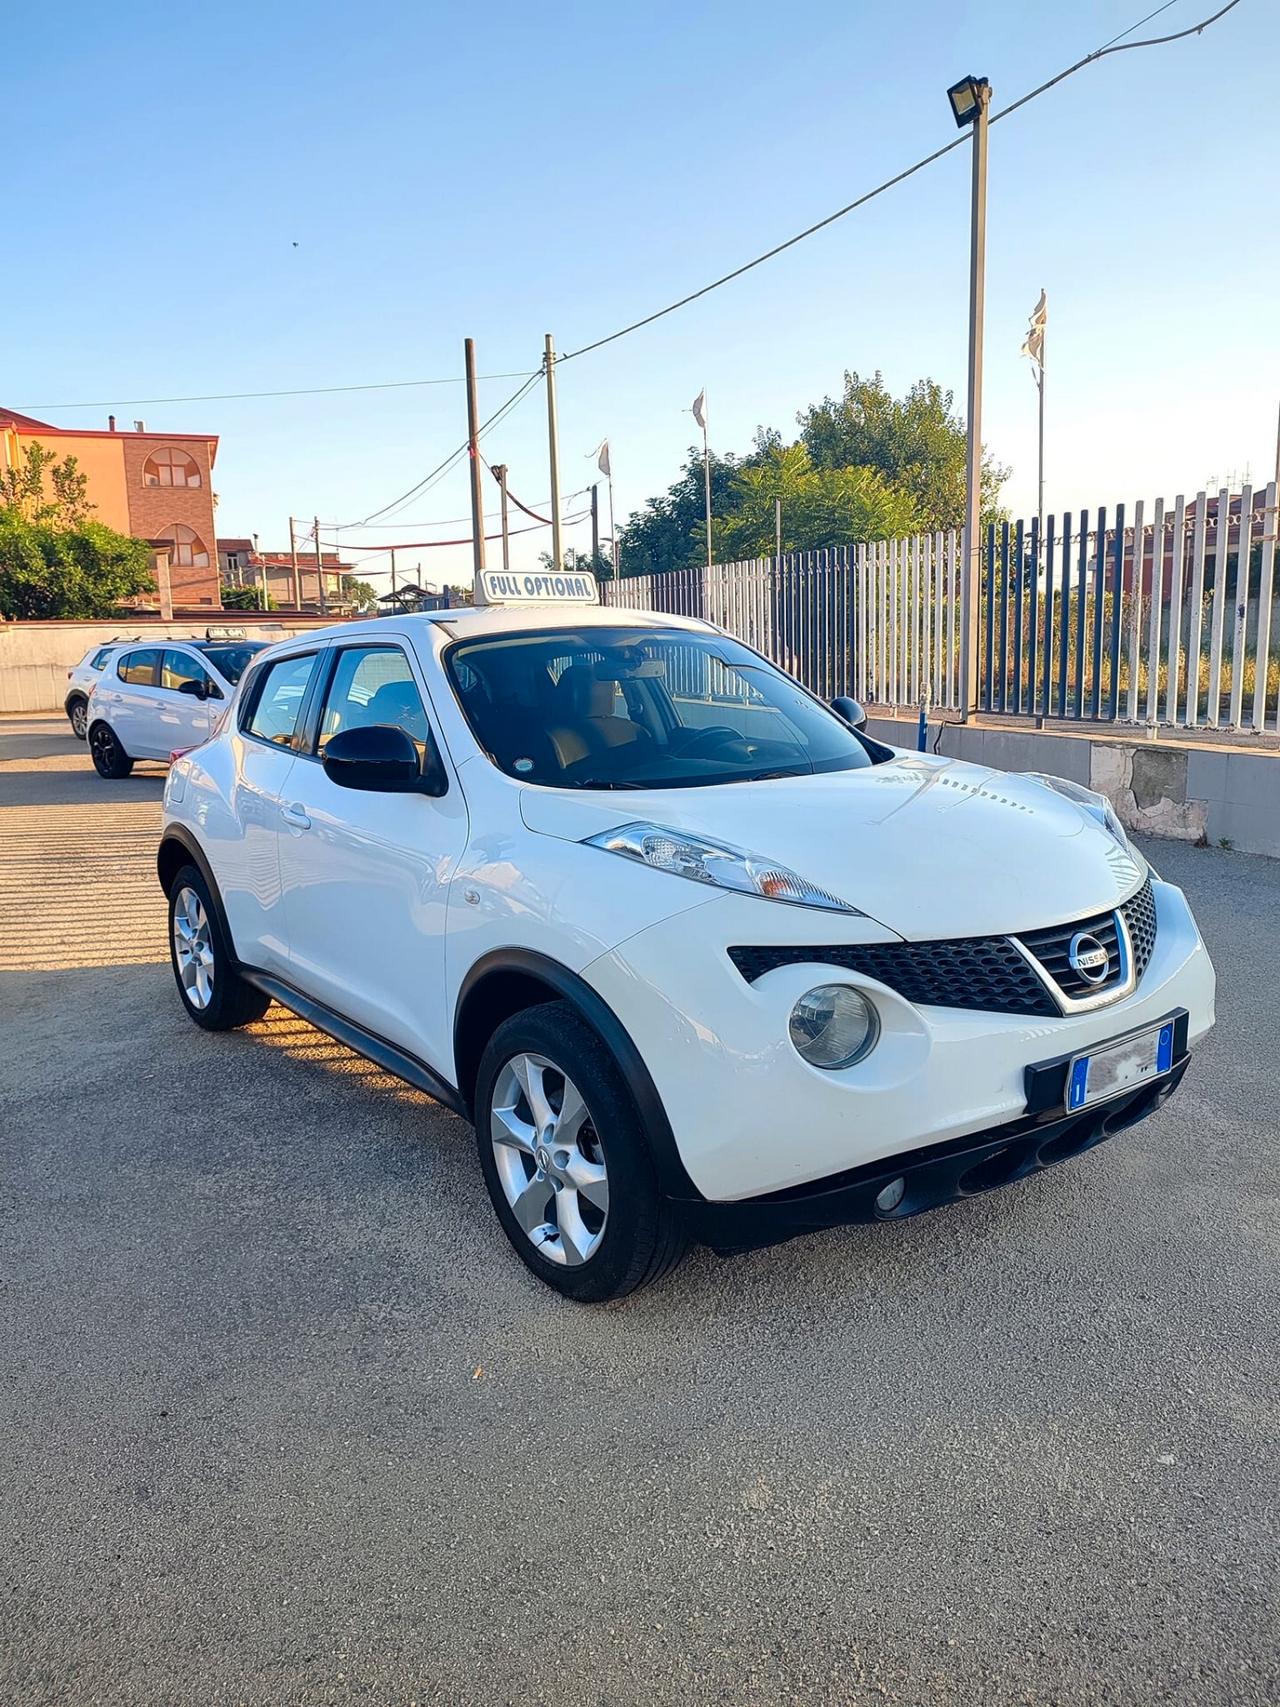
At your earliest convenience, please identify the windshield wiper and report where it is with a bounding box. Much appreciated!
[567,776,653,790]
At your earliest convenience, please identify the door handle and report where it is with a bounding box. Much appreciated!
[281,803,312,830]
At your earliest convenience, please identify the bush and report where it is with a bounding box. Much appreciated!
[0,508,155,619]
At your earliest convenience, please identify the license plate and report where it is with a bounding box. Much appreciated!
[1066,1019,1175,1111]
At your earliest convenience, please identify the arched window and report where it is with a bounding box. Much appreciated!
[143,447,201,488]
[161,524,210,568]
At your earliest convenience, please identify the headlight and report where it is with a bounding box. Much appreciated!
[583,821,860,914]
[1023,773,1144,863]
[789,985,879,1068]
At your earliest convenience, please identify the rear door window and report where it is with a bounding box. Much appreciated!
[117,648,161,687]
[243,652,319,747]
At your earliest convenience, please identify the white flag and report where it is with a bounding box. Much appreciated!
[691,389,707,431]
[590,438,611,478]
[1021,290,1047,365]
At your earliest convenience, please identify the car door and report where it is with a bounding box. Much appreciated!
[106,647,165,755]
[159,648,221,752]
[277,638,468,1071]
[216,647,324,976]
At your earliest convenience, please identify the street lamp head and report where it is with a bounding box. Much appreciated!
[947,75,990,127]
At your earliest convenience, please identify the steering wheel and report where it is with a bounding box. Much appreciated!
[667,725,744,759]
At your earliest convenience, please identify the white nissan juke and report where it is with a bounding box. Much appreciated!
[158,591,1216,1300]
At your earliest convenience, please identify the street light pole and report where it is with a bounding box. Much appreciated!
[545,334,563,573]
[949,74,991,721]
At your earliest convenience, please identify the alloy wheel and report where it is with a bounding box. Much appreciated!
[70,702,87,738]
[490,1052,609,1266]
[172,886,215,1011]
[90,724,116,772]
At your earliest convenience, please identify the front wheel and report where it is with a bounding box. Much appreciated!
[89,721,133,778]
[474,1001,688,1302]
[167,864,271,1032]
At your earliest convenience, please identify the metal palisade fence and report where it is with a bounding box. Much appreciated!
[603,482,1280,734]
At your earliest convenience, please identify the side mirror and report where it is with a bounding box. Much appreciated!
[322,723,447,796]
[177,678,208,701]
[831,695,867,732]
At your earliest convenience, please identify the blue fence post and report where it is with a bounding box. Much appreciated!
[1107,502,1124,720]
[1012,520,1025,713]
[983,523,996,710]
[1058,512,1071,718]
[1042,515,1056,717]
[998,522,1011,711]
[1090,505,1107,719]
[1074,508,1089,718]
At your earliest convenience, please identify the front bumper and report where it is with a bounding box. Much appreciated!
[682,1051,1190,1252]
[582,876,1215,1202]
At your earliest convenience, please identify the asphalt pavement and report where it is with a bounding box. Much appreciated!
[2,712,1277,1706]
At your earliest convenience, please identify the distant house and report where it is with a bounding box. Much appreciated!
[216,538,358,610]
[2,405,222,607]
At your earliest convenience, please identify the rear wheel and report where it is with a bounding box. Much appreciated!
[67,697,88,740]
[89,721,133,778]
[474,1002,688,1301]
[167,863,270,1032]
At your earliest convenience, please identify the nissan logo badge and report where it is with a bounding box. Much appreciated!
[1068,931,1110,985]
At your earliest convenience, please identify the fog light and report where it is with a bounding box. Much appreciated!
[788,984,878,1069]
[875,1176,906,1214]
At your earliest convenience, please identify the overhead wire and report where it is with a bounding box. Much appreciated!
[557,0,1243,364]
[18,371,533,413]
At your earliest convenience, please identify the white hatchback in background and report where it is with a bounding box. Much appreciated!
[156,593,1216,1301]
[87,639,266,777]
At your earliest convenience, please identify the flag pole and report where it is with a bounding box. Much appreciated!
[702,414,713,570]
[608,474,617,579]
[1037,311,1046,548]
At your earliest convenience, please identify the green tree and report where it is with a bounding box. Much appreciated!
[713,443,919,560]
[0,442,94,525]
[538,546,612,579]
[344,577,379,614]
[220,581,276,611]
[616,448,743,577]
[0,510,155,619]
[798,370,1008,529]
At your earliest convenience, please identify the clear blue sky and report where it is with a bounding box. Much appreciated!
[7,0,1276,588]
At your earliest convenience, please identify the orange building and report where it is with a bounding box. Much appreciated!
[0,406,222,607]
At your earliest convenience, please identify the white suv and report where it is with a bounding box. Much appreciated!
[157,600,1215,1300]
[87,639,265,776]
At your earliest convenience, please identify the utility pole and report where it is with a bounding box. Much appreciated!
[545,334,563,573]
[775,496,782,572]
[957,78,991,720]
[465,337,487,592]
[591,483,600,571]
[288,516,301,608]
[494,464,511,572]
[314,516,327,615]
[390,547,397,610]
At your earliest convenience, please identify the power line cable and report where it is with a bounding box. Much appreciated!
[558,0,1243,363]
[19,371,532,413]
[343,368,543,528]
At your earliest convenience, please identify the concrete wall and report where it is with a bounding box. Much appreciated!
[866,715,1280,861]
[0,618,341,715]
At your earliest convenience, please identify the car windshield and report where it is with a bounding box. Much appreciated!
[445,626,875,790]
[196,642,264,684]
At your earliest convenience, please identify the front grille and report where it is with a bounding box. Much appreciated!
[728,937,1059,1017]
[1017,909,1124,998]
[1121,877,1158,979]
[727,878,1158,1017]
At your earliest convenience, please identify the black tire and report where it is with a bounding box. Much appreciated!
[166,862,271,1032]
[67,697,89,740]
[89,720,134,779]
[474,1001,688,1302]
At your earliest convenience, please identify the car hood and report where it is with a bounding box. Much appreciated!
[518,752,1147,940]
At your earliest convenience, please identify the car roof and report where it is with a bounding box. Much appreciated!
[283,604,717,648]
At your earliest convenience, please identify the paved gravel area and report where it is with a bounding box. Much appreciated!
[2,712,1278,1706]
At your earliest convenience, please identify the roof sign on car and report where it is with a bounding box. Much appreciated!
[476,569,599,607]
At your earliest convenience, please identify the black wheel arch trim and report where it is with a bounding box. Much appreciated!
[455,948,703,1202]
[156,825,241,962]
